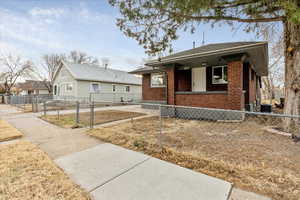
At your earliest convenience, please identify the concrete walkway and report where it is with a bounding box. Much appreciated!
[55,143,232,200]
[0,104,271,200]
[0,105,100,159]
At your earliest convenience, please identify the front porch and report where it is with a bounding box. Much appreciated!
[166,60,256,111]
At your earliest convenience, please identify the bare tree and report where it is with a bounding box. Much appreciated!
[36,51,99,93]
[0,54,34,95]
[36,54,66,93]
[262,36,284,104]
[68,50,99,65]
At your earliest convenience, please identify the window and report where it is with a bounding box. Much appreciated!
[212,66,228,84]
[66,83,73,91]
[151,73,165,87]
[54,85,57,95]
[112,85,116,92]
[90,83,100,93]
[125,86,130,92]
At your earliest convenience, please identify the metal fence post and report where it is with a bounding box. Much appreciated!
[158,104,163,151]
[90,101,94,129]
[43,101,46,116]
[76,101,80,126]
[31,97,34,112]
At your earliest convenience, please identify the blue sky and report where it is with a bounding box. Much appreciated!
[0,0,264,71]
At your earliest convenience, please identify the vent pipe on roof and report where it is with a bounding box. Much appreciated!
[193,41,195,48]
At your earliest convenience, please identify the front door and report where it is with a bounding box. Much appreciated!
[192,67,206,92]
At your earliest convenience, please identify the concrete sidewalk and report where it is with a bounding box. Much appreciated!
[55,143,232,200]
[0,106,101,159]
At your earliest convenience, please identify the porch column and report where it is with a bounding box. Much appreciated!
[228,61,244,110]
[166,66,175,105]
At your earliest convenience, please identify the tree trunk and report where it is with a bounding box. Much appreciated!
[283,18,300,138]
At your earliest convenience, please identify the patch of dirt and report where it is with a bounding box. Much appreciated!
[41,110,145,128]
[88,116,300,200]
[0,120,23,142]
[0,141,90,200]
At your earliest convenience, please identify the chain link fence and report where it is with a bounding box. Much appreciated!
[40,100,143,129]
[84,103,300,200]
[7,95,53,112]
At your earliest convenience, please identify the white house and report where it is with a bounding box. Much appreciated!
[53,61,142,103]
[18,80,51,96]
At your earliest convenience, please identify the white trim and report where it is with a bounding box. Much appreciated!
[212,66,228,84]
[65,82,73,91]
[150,72,166,88]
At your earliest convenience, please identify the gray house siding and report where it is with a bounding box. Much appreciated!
[53,62,142,102]
[77,80,141,102]
[53,65,77,97]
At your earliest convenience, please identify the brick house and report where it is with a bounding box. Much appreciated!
[131,42,268,111]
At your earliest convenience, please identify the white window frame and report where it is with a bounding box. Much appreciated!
[90,82,101,93]
[65,83,73,91]
[112,84,116,92]
[150,72,165,88]
[212,66,228,84]
[125,85,130,93]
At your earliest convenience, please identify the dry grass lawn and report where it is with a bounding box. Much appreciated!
[41,110,145,128]
[0,120,23,142]
[0,141,90,200]
[88,116,300,200]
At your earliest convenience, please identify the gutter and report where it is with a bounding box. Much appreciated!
[76,78,142,86]
[146,42,267,66]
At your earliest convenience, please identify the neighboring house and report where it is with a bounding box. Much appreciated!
[131,42,268,111]
[53,61,142,102]
[18,80,51,96]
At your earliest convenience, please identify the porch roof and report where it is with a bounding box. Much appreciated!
[129,66,164,75]
[145,42,268,76]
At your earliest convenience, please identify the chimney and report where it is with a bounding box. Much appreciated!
[104,63,108,69]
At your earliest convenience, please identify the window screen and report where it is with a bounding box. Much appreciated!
[151,73,165,87]
[212,66,228,84]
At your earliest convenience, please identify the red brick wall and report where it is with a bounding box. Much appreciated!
[166,67,175,105]
[142,74,166,101]
[163,61,244,110]
[227,61,244,110]
[175,93,229,109]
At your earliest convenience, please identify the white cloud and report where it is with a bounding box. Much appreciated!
[78,3,114,24]
[0,8,65,50]
[0,41,22,56]
[29,7,65,18]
